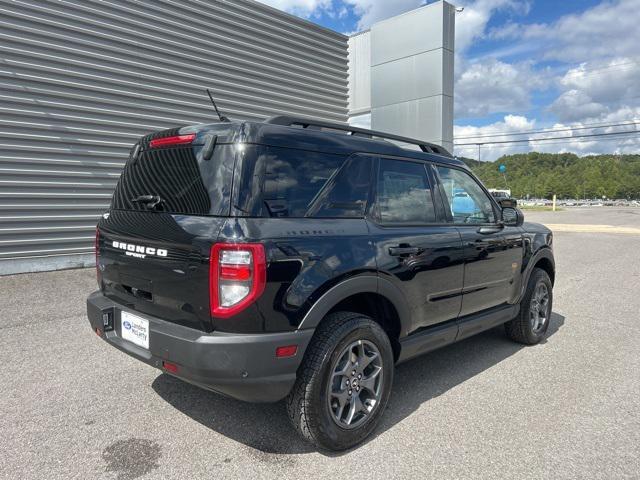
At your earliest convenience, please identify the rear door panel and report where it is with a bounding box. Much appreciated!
[369,157,465,335]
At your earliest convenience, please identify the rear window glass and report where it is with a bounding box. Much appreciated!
[111,143,234,216]
[255,147,370,218]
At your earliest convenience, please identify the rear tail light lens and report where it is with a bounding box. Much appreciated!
[210,243,266,318]
[149,133,196,149]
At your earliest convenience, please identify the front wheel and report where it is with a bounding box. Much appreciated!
[505,268,553,345]
[286,311,394,451]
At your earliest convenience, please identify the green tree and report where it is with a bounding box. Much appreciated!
[464,153,640,199]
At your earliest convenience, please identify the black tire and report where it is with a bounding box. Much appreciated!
[505,268,553,345]
[286,311,394,451]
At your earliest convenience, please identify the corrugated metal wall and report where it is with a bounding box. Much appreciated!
[0,0,349,274]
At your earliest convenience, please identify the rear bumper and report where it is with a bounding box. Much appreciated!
[87,291,313,402]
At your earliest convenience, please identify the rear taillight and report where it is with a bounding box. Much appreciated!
[149,133,196,148]
[210,243,266,318]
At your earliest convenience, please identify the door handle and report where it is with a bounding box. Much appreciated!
[476,224,504,235]
[389,246,423,256]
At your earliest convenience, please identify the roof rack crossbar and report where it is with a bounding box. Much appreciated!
[264,115,451,156]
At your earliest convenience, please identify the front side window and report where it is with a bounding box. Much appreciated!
[436,166,496,224]
[376,159,436,225]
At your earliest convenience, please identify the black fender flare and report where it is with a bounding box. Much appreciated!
[297,274,412,336]
[518,247,555,302]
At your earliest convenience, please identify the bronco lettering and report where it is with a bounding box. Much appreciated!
[112,240,168,258]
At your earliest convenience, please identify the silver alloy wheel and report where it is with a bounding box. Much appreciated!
[530,282,550,334]
[327,339,383,429]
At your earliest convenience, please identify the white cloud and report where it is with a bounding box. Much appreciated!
[342,0,425,31]
[257,0,430,29]
[455,1,640,157]
[549,90,608,124]
[455,59,546,117]
[529,114,640,157]
[454,0,531,53]
[550,58,640,123]
[491,0,640,62]
[454,112,640,161]
[453,1,541,119]
[254,0,332,17]
[454,115,536,159]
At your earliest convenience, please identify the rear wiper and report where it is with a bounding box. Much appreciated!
[131,195,164,211]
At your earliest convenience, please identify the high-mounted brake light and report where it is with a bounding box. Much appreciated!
[210,243,266,318]
[149,133,196,148]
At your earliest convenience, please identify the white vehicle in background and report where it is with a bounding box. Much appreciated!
[488,189,517,207]
[488,189,511,200]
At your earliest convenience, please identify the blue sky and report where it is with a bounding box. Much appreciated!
[257,0,640,160]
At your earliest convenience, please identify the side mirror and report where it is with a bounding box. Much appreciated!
[502,207,524,227]
[498,198,517,208]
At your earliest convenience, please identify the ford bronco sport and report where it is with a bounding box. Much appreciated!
[88,116,555,451]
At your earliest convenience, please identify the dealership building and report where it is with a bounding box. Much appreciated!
[0,0,455,274]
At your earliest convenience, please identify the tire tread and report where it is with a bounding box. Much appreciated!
[286,311,390,450]
[505,268,552,345]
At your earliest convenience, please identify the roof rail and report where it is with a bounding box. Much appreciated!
[264,115,451,157]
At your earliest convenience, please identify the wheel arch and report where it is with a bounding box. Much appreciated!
[519,247,555,302]
[297,275,411,361]
[533,255,555,285]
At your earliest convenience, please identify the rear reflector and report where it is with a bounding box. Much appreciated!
[276,345,298,358]
[162,361,179,374]
[149,133,196,148]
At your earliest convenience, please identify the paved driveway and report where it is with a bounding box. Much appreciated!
[1,208,638,479]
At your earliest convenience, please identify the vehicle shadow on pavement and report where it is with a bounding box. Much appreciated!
[152,313,565,456]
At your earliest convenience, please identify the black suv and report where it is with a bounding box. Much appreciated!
[88,116,555,451]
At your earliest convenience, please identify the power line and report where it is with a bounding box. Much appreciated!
[454,132,640,150]
[454,120,640,140]
[454,129,640,146]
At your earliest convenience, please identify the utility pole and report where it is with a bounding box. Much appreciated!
[477,143,481,168]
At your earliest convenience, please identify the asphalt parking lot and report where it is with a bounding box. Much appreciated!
[2,207,639,479]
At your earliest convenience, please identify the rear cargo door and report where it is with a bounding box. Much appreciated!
[97,130,235,331]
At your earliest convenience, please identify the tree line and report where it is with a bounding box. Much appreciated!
[462,152,640,199]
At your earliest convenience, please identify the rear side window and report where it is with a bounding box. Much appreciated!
[258,147,371,218]
[305,156,372,218]
[376,159,436,225]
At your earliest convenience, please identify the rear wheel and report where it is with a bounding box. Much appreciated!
[286,311,394,451]
[505,268,553,345]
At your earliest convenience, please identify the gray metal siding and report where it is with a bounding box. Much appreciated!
[0,0,348,272]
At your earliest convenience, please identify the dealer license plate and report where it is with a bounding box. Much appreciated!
[120,311,149,349]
